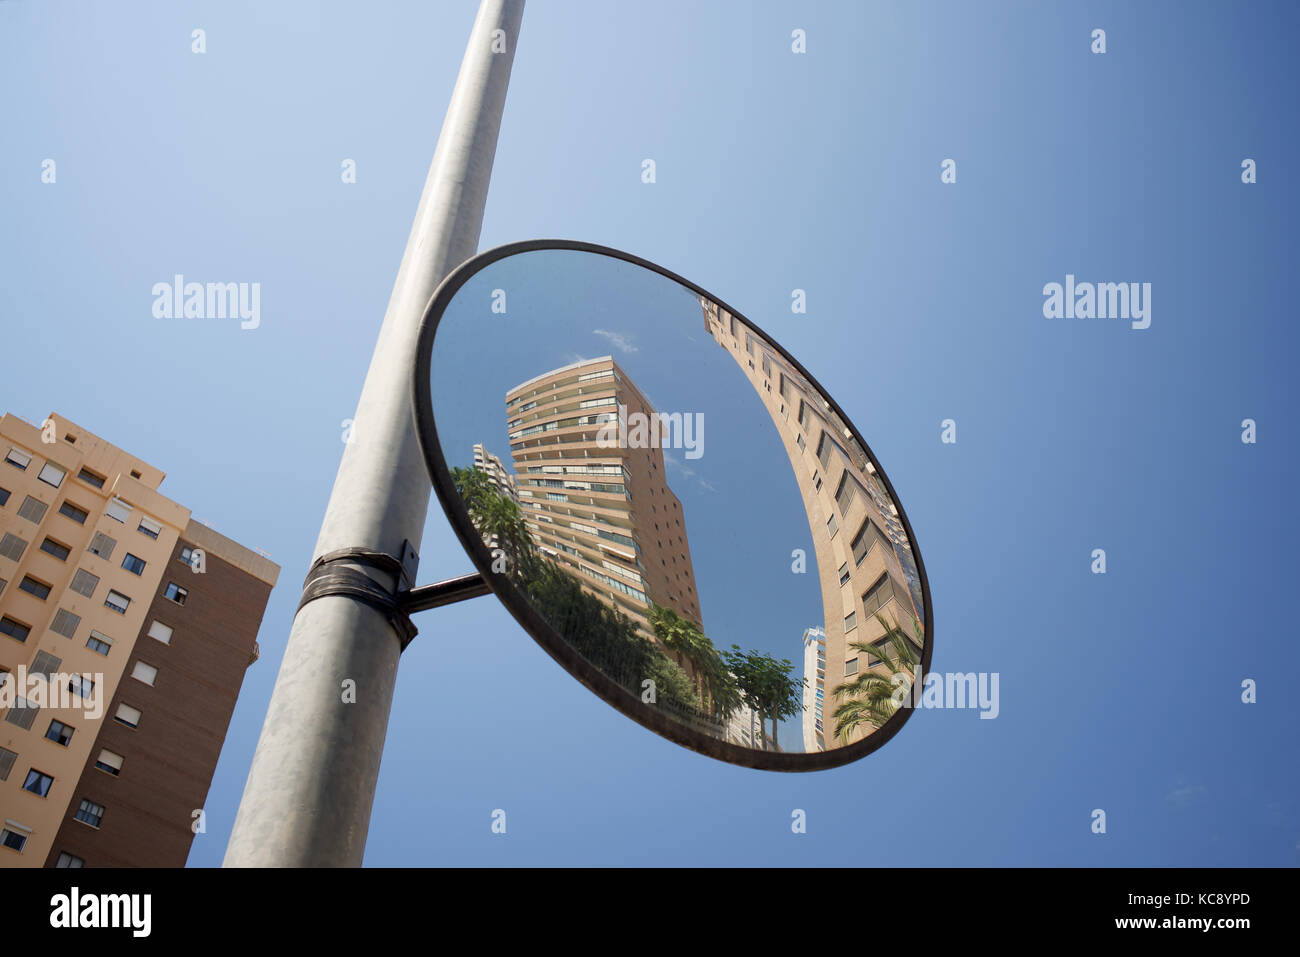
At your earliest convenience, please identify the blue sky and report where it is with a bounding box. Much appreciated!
[2,0,1297,866]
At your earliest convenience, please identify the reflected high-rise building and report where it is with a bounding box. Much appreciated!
[801,627,826,752]
[702,300,924,748]
[504,357,703,638]
[472,443,519,505]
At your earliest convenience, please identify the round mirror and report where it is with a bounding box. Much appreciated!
[413,241,931,770]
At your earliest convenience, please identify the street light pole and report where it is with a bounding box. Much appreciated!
[224,0,525,867]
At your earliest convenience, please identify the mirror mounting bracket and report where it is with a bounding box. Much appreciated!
[297,543,489,652]
[297,545,420,650]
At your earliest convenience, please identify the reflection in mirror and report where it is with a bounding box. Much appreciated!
[428,249,926,757]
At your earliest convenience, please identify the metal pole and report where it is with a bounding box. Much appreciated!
[224,0,525,867]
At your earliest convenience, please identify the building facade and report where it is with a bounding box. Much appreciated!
[0,413,278,867]
[702,300,924,748]
[472,442,519,505]
[504,357,703,638]
[802,627,827,752]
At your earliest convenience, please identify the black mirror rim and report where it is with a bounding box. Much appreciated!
[412,239,933,772]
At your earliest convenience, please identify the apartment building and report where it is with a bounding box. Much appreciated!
[504,357,703,637]
[701,300,924,748]
[802,627,827,752]
[0,412,278,867]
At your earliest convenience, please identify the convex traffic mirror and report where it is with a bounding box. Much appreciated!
[413,241,932,770]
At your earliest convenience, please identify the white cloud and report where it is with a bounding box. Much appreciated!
[592,329,638,354]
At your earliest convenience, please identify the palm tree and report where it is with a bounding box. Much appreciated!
[451,466,535,578]
[647,603,739,721]
[830,613,922,743]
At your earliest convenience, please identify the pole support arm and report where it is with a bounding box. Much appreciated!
[296,543,488,651]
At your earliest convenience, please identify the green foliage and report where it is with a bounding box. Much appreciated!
[451,466,536,580]
[452,463,812,745]
[647,603,742,720]
[721,645,805,749]
[453,467,705,719]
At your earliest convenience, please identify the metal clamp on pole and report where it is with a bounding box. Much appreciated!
[296,542,491,652]
[297,544,420,651]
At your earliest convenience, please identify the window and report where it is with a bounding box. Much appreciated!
[1,616,31,643]
[16,495,48,523]
[1,826,29,852]
[0,487,8,507]
[845,658,860,676]
[851,519,887,567]
[113,704,141,729]
[37,463,66,488]
[18,576,51,600]
[29,651,62,678]
[178,546,195,567]
[146,620,172,645]
[69,569,99,598]
[131,661,157,686]
[87,531,116,559]
[137,516,162,539]
[835,472,856,514]
[45,719,75,746]
[796,433,806,451]
[826,513,838,539]
[22,769,53,797]
[3,696,39,730]
[104,590,130,614]
[58,501,89,524]
[862,574,896,618]
[844,611,858,633]
[49,608,80,638]
[76,467,105,489]
[105,498,131,523]
[121,553,146,576]
[163,582,187,605]
[74,800,104,828]
[838,563,850,586]
[0,747,16,781]
[867,640,891,668]
[0,532,28,561]
[86,631,113,656]
[4,448,32,471]
[55,852,84,868]
[95,750,123,776]
[39,537,71,561]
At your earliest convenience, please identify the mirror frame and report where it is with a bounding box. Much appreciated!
[412,239,934,771]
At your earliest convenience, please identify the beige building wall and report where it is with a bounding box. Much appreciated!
[701,301,924,748]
